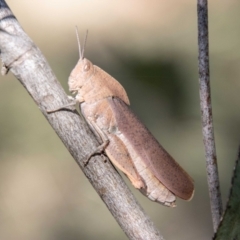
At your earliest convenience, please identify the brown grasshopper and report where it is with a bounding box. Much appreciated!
[48,29,194,207]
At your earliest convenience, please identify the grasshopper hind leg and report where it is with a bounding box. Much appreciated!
[84,139,109,166]
[83,119,110,166]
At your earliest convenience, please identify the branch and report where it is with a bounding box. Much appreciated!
[0,1,164,239]
[197,0,223,232]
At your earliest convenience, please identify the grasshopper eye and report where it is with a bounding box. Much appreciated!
[84,62,91,72]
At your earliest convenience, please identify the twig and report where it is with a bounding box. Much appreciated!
[0,1,164,239]
[197,0,223,232]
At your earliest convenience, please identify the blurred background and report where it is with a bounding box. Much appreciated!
[0,0,240,239]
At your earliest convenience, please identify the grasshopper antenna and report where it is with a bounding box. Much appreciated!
[75,26,82,60]
[82,29,88,60]
[75,26,88,60]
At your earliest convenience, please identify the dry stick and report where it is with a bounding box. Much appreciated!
[197,0,223,232]
[0,1,164,240]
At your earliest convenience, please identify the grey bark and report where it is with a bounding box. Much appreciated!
[197,0,223,232]
[0,1,164,240]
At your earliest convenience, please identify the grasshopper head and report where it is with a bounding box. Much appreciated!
[68,58,94,96]
[68,29,94,102]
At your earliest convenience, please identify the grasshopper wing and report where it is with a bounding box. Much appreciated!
[109,97,194,201]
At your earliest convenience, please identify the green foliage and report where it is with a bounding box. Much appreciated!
[214,151,240,240]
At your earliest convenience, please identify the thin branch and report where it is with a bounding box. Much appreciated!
[0,1,164,240]
[197,0,223,232]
